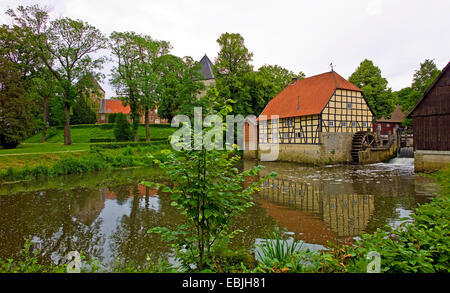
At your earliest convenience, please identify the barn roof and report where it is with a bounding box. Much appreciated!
[407,61,450,118]
[98,99,130,114]
[198,54,214,80]
[258,71,362,121]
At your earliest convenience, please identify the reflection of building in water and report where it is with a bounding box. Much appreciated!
[259,178,374,240]
[102,184,158,200]
[71,191,105,226]
[72,184,161,225]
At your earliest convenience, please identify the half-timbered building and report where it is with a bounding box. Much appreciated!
[244,70,376,164]
[258,71,374,145]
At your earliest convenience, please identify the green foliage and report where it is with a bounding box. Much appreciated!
[109,31,170,141]
[0,57,36,149]
[113,113,133,142]
[213,32,254,116]
[397,59,441,115]
[429,165,450,197]
[70,94,97,125]
[107,113,119,124]
[6,5,107,145]
[0,239,67,273]
[249,194,450,273]
[257,231,303,269]
[145,98,278,271]
[349,59,396,119]
[154,55,204,120]
[411,59,441,94]
[213,33,305,117]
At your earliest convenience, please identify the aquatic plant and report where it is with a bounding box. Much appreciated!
[257,231,302,267]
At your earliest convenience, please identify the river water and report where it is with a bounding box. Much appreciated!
[0,158,440,268]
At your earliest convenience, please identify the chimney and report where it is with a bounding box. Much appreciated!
[291,77,297,85]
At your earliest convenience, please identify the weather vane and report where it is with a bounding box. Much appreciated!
[330,62,335,72]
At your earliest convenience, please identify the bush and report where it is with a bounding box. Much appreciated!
[90,140,168,150]
[113,114,132,142]
[0,135,20,149]
[108,113,119,124]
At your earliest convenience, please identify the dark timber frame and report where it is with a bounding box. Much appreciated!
[259,89,374,145]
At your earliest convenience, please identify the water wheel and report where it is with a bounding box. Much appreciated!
[351,131,378,163]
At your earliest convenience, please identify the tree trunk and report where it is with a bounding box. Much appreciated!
[41,96,49,143]
[64,103,72,145]
[145,106,150,142]
[133,120,139,142]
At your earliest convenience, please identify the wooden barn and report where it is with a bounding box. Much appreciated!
[244,70,379,164]
[408,61,450,172]
[373,105,407,136]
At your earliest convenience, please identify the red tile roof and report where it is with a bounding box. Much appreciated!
[258,71,361,120]
[103,99,130,114]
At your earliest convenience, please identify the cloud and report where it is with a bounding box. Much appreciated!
[1,0,449,97]
[366,0,382,16]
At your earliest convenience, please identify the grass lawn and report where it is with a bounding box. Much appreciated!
[0,143,90,155]
[0,124,175,172]
[24,124,175,143]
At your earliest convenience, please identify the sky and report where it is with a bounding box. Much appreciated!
[1,0,449,99]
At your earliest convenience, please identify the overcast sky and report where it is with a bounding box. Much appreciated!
[1,0,449,98]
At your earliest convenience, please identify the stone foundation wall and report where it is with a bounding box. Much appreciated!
[414,150,450,172]
[243,132,355,164]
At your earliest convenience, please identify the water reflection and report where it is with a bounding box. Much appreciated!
[245,159,439,246]
[0,159,439,268]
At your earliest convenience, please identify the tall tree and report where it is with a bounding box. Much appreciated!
[0,57,36,148]
[396,59,441,128]
[349,59,396,119]
[411,59,441,94]
[28,68,61,141]
[154,55,204,121]
[397,59,441,112]
[109,31,169,141]
[7,5,107,145]
[213,32,254,116]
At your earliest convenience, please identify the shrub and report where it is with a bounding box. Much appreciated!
[108,113,119,124]
[113,114,132,142]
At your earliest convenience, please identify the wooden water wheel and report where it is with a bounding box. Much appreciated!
[351,131,378,163]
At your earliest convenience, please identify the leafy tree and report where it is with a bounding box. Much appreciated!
[145,96,277,271]
[257,64,305,89]
[154,55,204,121]
[398,59,441,112]
[213,32,254,116]
[113,113,132,142]
[0,57,36,148]
[109,31,169,142]
[7,5,107,145]
[396,59,441,128]
[349,59,396,119]
[0,23,46,141]
[28,68,62,141]
[411,59,441,94]
[243,65,305,115]
[70,95,97,125]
